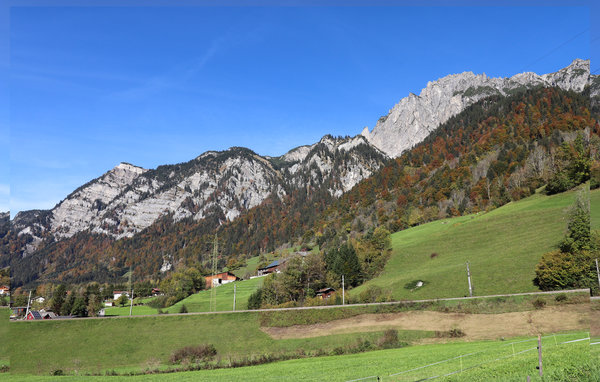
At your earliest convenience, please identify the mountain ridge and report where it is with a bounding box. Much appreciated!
[363,59,590,158]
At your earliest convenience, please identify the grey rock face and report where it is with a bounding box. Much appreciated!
[364,59,590,158]
[15,135,386,244]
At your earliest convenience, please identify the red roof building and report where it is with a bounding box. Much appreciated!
[205,272,240,289]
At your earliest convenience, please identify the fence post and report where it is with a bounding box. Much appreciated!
[595,258,600,294]
[466,262,473,297]
[537,335,543,377]
[233,283,236,311]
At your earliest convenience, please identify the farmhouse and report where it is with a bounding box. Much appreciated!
[151,288,162,296]
[26,310,43,320]
[113,291,129,300]
[257,260,284,276]
[205,272,240,289]
[40,311,57,319]
[316,287,336,299]
[0,285,9,295]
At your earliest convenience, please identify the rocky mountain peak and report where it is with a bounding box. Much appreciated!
[364,59,590,158]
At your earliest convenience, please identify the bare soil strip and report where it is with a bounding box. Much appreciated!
[262,305,590,341]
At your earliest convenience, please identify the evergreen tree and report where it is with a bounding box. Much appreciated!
[50,284,67,314]
[327,243,362,287]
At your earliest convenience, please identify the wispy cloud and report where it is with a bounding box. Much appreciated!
[111,37,224,101]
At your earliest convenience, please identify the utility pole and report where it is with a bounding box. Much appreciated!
[342,275,345,305]
[595,258,600,294]
[466,262,473,297]
[129,266,134,316]
[210,234,218,312]
[537,334,543,377]
[233,283,237,311]
[25,290,32,319]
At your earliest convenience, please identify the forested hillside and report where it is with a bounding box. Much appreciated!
[310,87,594,251]
[10,86,595,289]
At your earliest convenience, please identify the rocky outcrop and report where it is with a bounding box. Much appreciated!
[13,135,386,246]
[364,59,590,158]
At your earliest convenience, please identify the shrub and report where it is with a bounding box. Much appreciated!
[554,293,568,302]
[436,328,466,338]
[532,298,546,309]
[170,345,217,365]
[359,285,384,303]
[449,328,466,338]
[378,329,399,348]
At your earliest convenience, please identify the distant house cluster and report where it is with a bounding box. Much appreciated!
[19,309,69,321]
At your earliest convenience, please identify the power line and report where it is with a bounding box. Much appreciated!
[518,28,589,73]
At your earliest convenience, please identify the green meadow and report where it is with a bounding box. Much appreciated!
[352,187,599,300]
[0,308,8,370]
[8,310,433,375]
[4,331,594,381]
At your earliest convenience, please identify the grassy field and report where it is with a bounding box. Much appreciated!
[352,187,600,300]
[0,308,8,370]
[8,292,589,376]
[104,277,264,316]
[166,277,264,313]
[4,331,594,381]
[9,308,436,375]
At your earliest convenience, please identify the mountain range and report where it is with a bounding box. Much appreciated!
[6,59,597,287]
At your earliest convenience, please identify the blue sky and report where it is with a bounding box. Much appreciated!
[4,3,595,215]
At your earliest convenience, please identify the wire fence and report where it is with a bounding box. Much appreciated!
[345,332,590,382]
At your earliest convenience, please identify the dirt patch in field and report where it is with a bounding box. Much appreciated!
[591,301,600,337]
[262,304,590,341]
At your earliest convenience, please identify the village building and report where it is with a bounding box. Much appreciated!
[0,285,9,295]
[205,272,240,289]
[40,311,57,319]
[10,306,27,318]
[151,288,162,296]
[26,310,43,320]
[113,291,129,300]
[316,287,336,299]
[257,260,284,276]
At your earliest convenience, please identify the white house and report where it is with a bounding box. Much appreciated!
[0,286,9,296]
[113,291,130,300]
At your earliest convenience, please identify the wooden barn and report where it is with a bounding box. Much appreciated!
[316,287,336,299]
[205,272,240,289]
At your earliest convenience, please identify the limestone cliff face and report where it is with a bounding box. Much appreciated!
[364,59,590,158]
[13,136,386,247]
